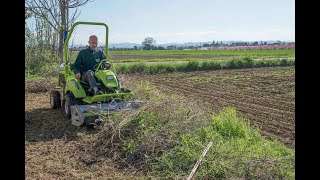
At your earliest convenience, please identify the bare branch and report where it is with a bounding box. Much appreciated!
[69,8,80,27]
[67,0,94,8]
[26,0,60,31]
[26,0,95,60]
[38,0,60,28]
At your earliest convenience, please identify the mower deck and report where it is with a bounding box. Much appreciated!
[70,100,143,126]
[82,92,134,104]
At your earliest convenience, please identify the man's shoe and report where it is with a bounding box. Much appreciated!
[95,90,104,95]
[87,88,95,96]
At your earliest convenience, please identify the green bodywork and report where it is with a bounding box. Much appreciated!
[96,70,118,88]
[95,59,118,88]
[57,21,133,103]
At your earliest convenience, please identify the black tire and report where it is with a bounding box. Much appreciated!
[61,93,76,119]
[50,90,61,109]
[86,124,95,129]
[124,89,131,93]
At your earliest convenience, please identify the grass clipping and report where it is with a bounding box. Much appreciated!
[92,81,294,179]
[93,81,210,169]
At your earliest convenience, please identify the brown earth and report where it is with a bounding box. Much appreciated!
[123,66,295,147]
[25,92,146,179]
[25,66,295,178]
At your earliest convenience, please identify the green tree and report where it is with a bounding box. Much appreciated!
[203,43,210,47]
[142,37,156,50]
[158,46,165,50]
[252,41,259,46]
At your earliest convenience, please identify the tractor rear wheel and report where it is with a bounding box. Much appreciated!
[61,93,76,119]
[50,90,61,109]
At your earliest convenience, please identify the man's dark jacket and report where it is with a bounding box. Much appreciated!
[72,47,106,75]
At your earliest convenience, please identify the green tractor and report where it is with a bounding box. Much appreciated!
[49,21,142,127]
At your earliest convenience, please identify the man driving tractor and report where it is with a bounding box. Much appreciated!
[49,21,141,127]
[72,35,106,95]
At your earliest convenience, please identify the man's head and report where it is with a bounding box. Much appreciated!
[88,35,98,51]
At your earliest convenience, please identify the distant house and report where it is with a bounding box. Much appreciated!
[198,47,209,50]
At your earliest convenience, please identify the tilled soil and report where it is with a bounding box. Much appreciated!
[25,66,295,178]
[123,66,295,147]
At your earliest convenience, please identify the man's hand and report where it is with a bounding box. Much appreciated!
[75,73,81,80]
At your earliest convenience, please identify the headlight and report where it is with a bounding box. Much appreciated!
[107,75,113,80]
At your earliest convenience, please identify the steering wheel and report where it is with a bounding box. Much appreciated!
[102,62,111,70]
[93,61,111,71]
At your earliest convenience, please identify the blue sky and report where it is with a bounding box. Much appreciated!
[26,0,295,45]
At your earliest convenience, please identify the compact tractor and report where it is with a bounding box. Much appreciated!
[49,21,141,127]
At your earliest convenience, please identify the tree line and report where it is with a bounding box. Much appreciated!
[106,37,294,51]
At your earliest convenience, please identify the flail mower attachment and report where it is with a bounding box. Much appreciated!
[70,98,144,127]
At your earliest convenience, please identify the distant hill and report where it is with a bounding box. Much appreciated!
[107,41,293,48]
[108,41,215,48]
[108,43,141,49]
[71,40,294,48]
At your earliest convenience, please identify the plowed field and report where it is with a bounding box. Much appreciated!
[124,66,295,147]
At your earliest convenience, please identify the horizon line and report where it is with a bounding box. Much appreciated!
[71,40,295,45]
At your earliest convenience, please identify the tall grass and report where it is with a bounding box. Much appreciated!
[25,49,79,78]
[26,48,294,77]
[152,108,295,179]
[25,49,61,77]
[115,57,295,74]
[94,81,294,179]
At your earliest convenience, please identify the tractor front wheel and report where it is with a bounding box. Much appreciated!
[61,93,76,119]
[50,90,61,109]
